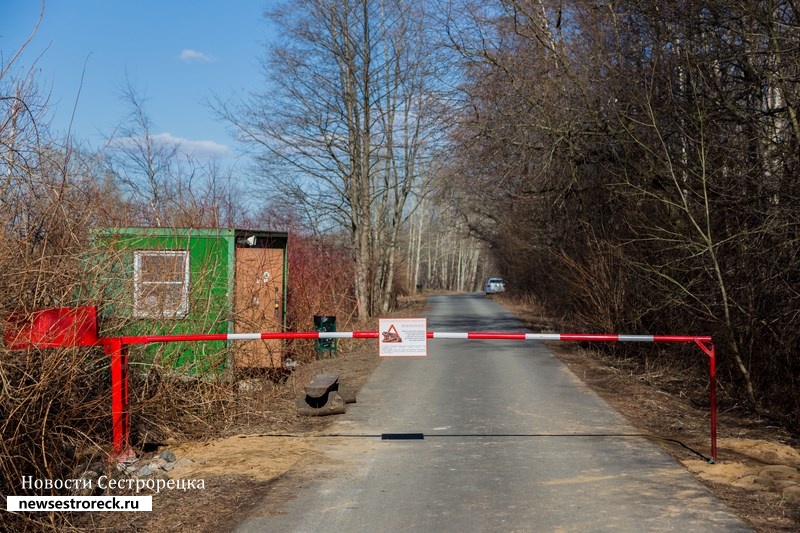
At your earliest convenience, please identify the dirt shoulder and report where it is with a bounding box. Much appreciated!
[549,342,800,532]
[82,294,799,532]
[504,297,800,532]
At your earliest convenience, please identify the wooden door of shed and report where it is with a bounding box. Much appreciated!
[234,247,285,367]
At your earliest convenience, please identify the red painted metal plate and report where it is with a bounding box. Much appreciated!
[3,306,99,349]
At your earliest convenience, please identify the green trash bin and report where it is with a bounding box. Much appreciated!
[313,315,337,355]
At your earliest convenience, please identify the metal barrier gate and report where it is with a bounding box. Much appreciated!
[3,307,718,462]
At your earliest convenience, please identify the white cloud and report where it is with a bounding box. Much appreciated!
[179,49,213,62]
[153,133,232,159]
[113,133,233,160]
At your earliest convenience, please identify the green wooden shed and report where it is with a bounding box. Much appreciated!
[91,228,288,374]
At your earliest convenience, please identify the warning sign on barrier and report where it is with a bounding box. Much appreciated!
[379,318,427,357]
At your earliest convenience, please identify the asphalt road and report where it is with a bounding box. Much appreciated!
[236,293,750,532]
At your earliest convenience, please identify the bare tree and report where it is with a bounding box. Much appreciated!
[104,80,244,228]
[217,0,449,318]
[446,0,800,422]
[607,0,799,411]
[103,80,179,226]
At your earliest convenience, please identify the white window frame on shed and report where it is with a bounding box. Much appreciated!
[133,250,190,318]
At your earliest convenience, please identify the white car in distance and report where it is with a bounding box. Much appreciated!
[484,278,506,295]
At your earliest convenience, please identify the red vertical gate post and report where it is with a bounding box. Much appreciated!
[104,338,134,461]
[694,340,717,463]
[709,344,717,463]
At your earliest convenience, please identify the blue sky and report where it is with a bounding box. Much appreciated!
[1,0,277,163]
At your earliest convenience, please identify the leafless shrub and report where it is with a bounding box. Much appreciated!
[555,240,631,333]
[0,41,238,533]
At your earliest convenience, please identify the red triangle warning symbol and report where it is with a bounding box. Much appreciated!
[382,324,402,343]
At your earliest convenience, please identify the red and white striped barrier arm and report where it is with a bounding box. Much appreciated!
[119,331,712,344]
[427,332,711,343]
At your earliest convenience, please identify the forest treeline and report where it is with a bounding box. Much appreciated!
[447,0,799,426]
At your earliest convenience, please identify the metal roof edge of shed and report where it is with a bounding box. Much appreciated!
[91,227,234,238]
[233,229,289,238]
[91,228,288,238]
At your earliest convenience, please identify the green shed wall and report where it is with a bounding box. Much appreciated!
[92,228,234,375]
